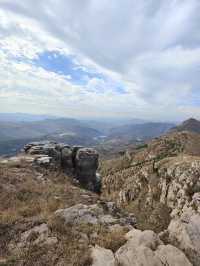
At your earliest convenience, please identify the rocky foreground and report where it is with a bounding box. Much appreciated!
[0,131,200,265]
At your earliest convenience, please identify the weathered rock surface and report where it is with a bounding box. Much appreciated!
[115,229,192,266]
[54,202,136,227]
[101,131,200,264]
[156,244,192,266]
[10,223,58,251]
[167,213,200,266]
[91,245,116,266]
[75,148,99,190]
[24,141,100,191]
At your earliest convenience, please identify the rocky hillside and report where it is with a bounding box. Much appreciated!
[101,130,200,265]
[0,143,136,265]
[1,129,200,265]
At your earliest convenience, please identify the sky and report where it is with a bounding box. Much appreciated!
[0,0,200,121]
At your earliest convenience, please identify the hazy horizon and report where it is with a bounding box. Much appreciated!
[0,111,185,124]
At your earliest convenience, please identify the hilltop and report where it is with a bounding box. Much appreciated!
[0,119,200,265]
[171,118,200,134]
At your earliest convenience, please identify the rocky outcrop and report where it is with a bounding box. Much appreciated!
[75,148,99,190]
[9,223,58,254]
[90,228,192,266]
[115,229,192,266]
[167,212,200,266]
[102,149,200,231]
[54,202,136,228]
[101,131,200,264]
[24,141,100,191]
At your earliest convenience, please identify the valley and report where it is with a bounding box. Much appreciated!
[0,113,175,157]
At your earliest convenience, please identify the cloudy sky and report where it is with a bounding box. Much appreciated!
[0,0,200,121]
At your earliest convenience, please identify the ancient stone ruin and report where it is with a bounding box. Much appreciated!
[24,141,100,192]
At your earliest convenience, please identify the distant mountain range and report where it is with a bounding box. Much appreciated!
[0,113,57,122]
[0,118,100,142]
[0,117,102,155]
[108,122,175,140]
[1,113,200,156]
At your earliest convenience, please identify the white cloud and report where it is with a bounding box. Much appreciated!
[0,1,200,120]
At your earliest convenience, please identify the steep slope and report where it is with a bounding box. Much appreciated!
[101,130,200,265]
[101,131,200,230]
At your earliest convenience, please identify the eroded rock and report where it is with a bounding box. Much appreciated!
[54,203,136,227]
[75,148,99,190]
[91,245,116,266]
[167,213,200,266]
[115,228,192,266]
[24,141,100,191]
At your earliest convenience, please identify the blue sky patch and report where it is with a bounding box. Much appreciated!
[32,51,103,85]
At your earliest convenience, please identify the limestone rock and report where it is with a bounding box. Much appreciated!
[34,155,52,167]
[91,245,116,266]
[115,228,191,266]
[125,229,162,250]
[24,141,100,191]
[61,147,73,169]
[54,203,136,227]
[116,244,162,266]
[156,244,192,266]
[55,204,102,225]
[75,148,99,190]
[17,223,57,248]
[168,213,200,266]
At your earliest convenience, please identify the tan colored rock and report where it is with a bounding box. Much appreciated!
[115,228,192,266]
[125,229,162,250]
[91,245,117,266]
[116,244,162,266]
[168,213,200,266]
[156,244,192,266]
[54,203,135,229]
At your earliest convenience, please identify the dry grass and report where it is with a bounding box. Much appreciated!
[95,228,127,252]
[0,160,126,265]
[99,156,132,176]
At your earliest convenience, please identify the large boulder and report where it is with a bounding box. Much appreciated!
[167,213,200,266]
[54,203,136,227]
[91,245,116,266]
[115,229,192,266]
[156,244,192,266]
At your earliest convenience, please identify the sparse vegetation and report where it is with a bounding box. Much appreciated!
[135,143,148,150]
[0,157,129,265]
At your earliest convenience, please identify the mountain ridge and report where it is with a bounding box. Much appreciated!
[171,117,200,134]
